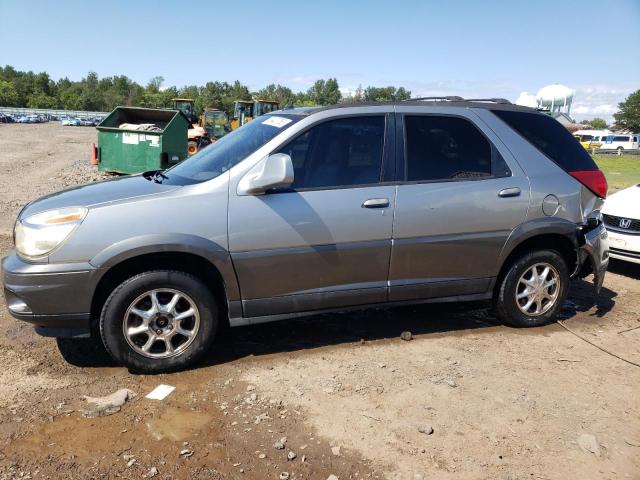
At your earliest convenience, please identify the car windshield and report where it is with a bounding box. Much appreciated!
[165,114,301,184]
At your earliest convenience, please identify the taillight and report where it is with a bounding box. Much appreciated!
[570,170,608,198]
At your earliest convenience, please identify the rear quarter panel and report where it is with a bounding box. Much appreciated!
[473,109,589,224]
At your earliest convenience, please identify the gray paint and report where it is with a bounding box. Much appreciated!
[390,106,530,290]
[2,102,609,335]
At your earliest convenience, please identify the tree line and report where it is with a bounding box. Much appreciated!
[0,65,411,115]
[1,65,637,131]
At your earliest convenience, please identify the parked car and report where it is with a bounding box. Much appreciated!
[599,134,639,152]
[17,116,31,123]
[78,118,95,126]
[62,117,81,126]
[2,100,610,373]
[602,184,640,264]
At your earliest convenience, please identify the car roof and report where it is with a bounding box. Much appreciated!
[278,99,539,117]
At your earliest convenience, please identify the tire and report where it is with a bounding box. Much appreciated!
[99,270,218,373]
[495,250,569,327]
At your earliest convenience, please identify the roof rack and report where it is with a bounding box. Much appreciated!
[464,98,512,104]
[408,96,465,102]
[406,96,512,105]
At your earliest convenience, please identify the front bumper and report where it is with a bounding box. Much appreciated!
[606,229,640,265]
[577,222,610,292]
[2,252,98,336]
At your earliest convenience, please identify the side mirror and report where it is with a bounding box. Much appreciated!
[238,153,294,195]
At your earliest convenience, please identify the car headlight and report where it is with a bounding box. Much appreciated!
[14,207,88,258]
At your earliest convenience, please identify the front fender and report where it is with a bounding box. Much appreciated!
[89,233,240,301]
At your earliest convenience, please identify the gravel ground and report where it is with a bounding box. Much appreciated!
[0,122,639,480]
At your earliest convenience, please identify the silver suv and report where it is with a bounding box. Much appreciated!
[2,98,610,372]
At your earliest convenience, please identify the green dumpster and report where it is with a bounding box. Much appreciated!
[96,107,189,174]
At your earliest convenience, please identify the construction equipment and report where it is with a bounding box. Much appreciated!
[172,98,198,124]
[172,98,210,155]
[230,99,280,130]
[200,108,231,140]
[231,100,254,130]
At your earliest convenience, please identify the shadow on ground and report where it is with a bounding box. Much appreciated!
[55,278,617,372]
[608,258,640,280]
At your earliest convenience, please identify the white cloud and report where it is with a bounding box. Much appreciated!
[515,91,537,108]
[569,83,637,122]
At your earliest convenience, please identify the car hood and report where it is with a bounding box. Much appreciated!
[602,184,640,219]
[19,175,181,220]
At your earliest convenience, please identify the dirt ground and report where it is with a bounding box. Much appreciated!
[0,122,638,480]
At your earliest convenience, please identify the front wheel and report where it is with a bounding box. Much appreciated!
[100,270,218,373]
[495,250,569,327]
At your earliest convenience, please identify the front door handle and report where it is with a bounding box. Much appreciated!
[362,198,390,209]
[498,187,521,198]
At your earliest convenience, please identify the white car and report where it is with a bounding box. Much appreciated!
[602,184,640,264]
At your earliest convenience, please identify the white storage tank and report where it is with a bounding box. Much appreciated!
[536,84,574,115]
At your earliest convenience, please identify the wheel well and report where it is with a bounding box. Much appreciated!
[495,234,577,296]
[90,252,228,328]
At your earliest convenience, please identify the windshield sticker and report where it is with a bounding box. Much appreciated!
[262,116,292,128]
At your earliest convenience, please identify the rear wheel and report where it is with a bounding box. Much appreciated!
[99,270,218,373]
[495,250,569,327]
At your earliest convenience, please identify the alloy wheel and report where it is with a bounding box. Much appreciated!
[122,288,200,359]
[515,263,560,316]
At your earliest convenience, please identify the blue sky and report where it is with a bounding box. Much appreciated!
[1,0,638,120]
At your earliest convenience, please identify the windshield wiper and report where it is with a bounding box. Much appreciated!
[142,170,169,183]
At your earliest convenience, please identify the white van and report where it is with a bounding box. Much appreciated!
[599,134,639,152]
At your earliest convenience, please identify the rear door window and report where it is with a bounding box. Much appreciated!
[404,115,510,182]
[492,110,598,172]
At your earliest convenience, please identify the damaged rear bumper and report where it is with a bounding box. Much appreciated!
[575,222,609,293]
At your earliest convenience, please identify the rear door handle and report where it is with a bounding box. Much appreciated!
[362,198,390,208]
[498,187,521,198]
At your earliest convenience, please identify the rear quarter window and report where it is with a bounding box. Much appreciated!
[492,110,598,172]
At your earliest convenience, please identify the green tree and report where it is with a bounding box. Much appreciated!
[26,91,58,109]
[580,117,608,130]
[363,86,411,102]
[342,84,364,103]
[0,79,19,106]
[613,90,640,132]
[306,78,341,105]
[256,83,296,107]
[79,72,101,110]
[58,86,83,110]
[146,76,164,94]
